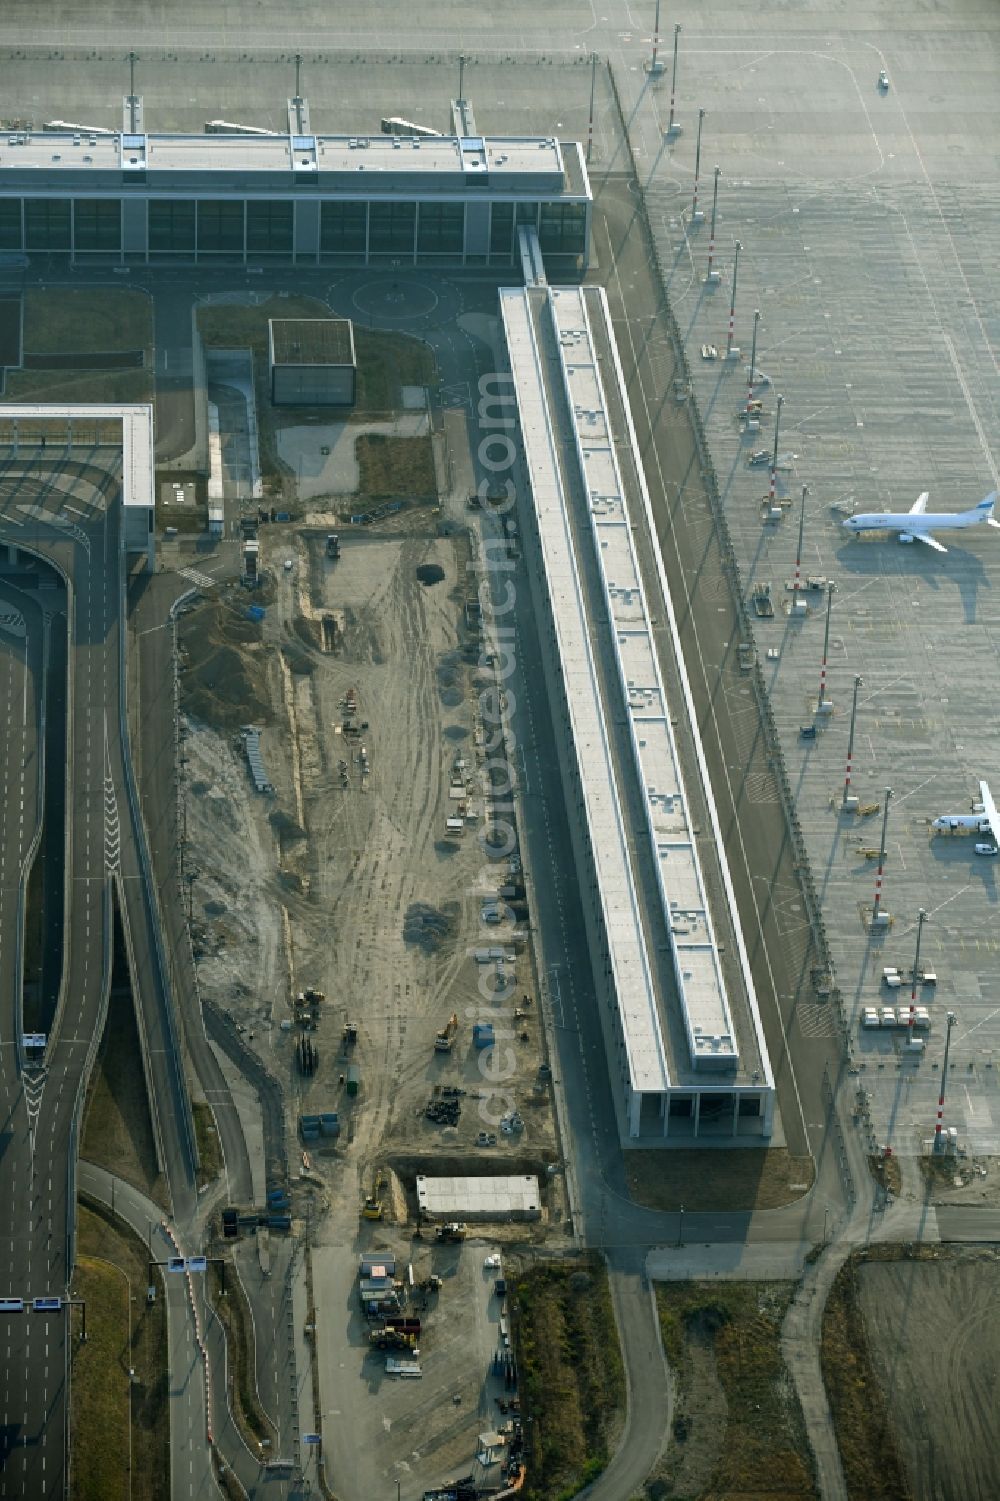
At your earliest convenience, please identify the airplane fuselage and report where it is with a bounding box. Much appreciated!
[932,815,990,833]
[846,511,983,535]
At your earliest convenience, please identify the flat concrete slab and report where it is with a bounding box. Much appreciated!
[275,412,429,498]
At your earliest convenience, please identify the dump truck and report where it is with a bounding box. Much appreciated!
[370,1327,419,1352]
[385,1317,421,1338]
[434,1013,459,1053]
[435,1222,467,1242]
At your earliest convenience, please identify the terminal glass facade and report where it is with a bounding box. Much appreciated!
[25,198,71,251]
[0,192,590,271]
[73,199,122,253]
[148,199,195,252]
[246,199,293,255]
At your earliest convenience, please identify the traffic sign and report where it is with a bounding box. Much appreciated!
[167,1257,186,1274]
[187,1256,207,1274]
[21,1034,46,1050]
[0,1299,24,1313]
[32,1297,62,1312]
[303,1435,321,1446]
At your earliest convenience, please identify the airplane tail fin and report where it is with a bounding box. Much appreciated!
[977,491,1000,527]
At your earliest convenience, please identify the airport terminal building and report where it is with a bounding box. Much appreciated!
[501,277,776,1144]
[0,128,591,273]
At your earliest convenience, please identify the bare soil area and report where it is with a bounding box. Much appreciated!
[626,1146,814,1212]
[917,1153,1000,1206]
[654,1281,816,1500]
[180,509,557,1198]
[853,1248,1000,1501]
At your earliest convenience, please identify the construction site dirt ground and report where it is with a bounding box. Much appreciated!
[854,1249,1000,1501]
[179,501,561,1498]
[181,508,557,1173]
[312,1231,521,1501]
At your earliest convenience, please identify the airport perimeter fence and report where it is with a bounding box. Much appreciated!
[0,44,599,67]
[605,61,847,1047]
[822,1064,857,1206]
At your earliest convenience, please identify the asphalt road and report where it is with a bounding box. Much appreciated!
[0,455,201,1496]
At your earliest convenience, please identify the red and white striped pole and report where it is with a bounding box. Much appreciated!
[842,674,863,808]
[667,23,681,131]
[872,788,893,921]
[705,166,720,281]
[747,308,760,411]
[691,107,705,220]
[934,1012,957,1149]
[769,392,783,501]
[908,908,927,1036]
[793,483,806,594]
[726,240,741,357]
[818,581,835,705]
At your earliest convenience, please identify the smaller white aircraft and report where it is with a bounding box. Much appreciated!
[932,781,1000,850]
[843,492,1000,552]
[932,813,990,834]
[978,781,1000,854]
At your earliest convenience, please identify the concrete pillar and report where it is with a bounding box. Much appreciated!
[294,199,321,262]
[693,1092,701,1138]
[628,1090,641,1139]
[464,202,489,259]
[732,1091,740,1136]
[122,196,147,258]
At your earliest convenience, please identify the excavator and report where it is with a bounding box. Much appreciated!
[362,1169,386,1221]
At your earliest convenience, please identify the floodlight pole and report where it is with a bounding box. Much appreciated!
[667,25,681,131]
[650,0,661,74]
[747,309,760,411]
[872,789,893,921]
[459,53,466,104]
[587,52,597,163]
[706,166,720,280]
[128,51,137,134]
[793,483,806,594]
[769,393,783,501]
[726,240,741,356]
[907,908,927,1036]
[934,1012,957,1151]
[294,52,302,101]
[818,582,835,707]
[691,107,705,220]
[842,674,863,808]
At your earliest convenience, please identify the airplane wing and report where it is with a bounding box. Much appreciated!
[909,492,930,514]
[913,531,947,553]
[980,780,1000,846]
